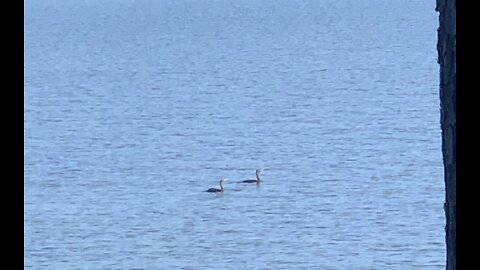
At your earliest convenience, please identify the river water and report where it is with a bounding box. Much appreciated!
[24,0,444,269]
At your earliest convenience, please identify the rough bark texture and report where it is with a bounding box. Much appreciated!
[436,0,456,269]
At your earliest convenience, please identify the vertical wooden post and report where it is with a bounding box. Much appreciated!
[436,0,456,269]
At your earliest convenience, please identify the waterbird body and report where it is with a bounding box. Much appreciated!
[206,178,227,193]
[241,168,262,184]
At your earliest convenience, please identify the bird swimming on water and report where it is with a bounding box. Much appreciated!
[206,178,228,193]
[241,168,262,184]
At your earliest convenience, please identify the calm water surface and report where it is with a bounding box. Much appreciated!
[25,0,444,269]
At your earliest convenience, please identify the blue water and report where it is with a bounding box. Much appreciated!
[24,0,444,269]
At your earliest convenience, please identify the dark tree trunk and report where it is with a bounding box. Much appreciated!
[436,0,456,269]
